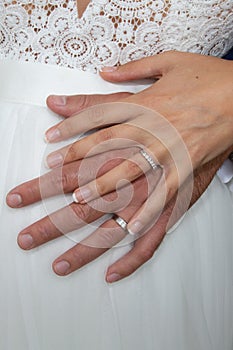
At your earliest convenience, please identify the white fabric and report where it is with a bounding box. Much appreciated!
[0,1,233,349]
[1,58,233,350]
[1,0,233,183]
[1,0,233,72]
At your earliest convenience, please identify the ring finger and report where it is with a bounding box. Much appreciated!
[72,145,165,204]
[52,197,142,276]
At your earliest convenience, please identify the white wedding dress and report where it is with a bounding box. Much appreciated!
[0,1,233,349]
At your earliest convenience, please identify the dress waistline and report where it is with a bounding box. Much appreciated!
[0,59,150,107]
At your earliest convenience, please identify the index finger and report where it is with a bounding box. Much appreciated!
[6,161,80,207]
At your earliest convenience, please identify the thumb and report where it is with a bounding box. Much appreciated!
[100,51,176,83]
[46,92,132,118]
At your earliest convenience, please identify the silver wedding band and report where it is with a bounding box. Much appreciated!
[140,149,161,171]
[112,214,129,233]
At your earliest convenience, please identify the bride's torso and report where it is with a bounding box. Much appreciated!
[0,5,233,350]
[0,0,233,72]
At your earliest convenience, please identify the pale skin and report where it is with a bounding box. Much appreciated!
[76,0,90,18]
[44,51,233,235]
[6,51,233,282]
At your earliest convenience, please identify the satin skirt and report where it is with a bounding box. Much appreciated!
[0,59,233,350]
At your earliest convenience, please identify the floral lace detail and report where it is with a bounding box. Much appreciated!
[0,0,233,72]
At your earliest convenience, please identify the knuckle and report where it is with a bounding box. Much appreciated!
[62,119,75,136]
[66,143,78,161]
[77,95,90,111]
[119,258,139,277]
[96,179,108,195]
[118,123,134,137]
[46,166,78,194]
[61,171,77,192]
[96,229,116,248]
[126,159,141,177]
[46,170,64,193]
[36,222,53,243]
[138,246,155,262]
[60,172,69,191]
[86,105,105,126]
[96,128,115,144]
[26,183,40,200]
[69,245,87,266]
[72,204,90,223]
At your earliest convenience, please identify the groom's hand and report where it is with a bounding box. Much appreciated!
[6,143,227,282]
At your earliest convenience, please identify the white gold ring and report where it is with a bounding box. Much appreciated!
[140,149,161,171]
[112,214,128,233]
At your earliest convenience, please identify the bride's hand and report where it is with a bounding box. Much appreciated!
[44,51,233,235]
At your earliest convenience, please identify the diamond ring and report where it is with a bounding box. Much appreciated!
[140,149,161,171]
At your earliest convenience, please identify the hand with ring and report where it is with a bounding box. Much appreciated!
[44,51,233,235]
[6,88,233,281]
[6,147,228,282]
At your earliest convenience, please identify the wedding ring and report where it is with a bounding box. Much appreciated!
[112,214,129,233]
[140,149,161,171]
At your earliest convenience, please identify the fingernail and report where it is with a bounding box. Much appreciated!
[100,66,118,72]
[73,187,92,203]
[46,152,63,168]
[54,260,71,275]
[18,234,34,249]
[72,192,79,203]
[127,221,143,235]
[7,193,22,207]
[45,128,61,142]
[51,95,67,106]
[106,273,121,283]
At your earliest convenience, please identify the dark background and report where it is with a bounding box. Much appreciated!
[224,47,233,60]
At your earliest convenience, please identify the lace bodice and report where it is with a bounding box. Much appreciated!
[0,0,233,72]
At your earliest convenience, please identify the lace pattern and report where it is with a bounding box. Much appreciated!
[0,0,233,72]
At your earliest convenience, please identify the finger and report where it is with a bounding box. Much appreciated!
[72,148,163,204]
[17,201,103,250]
[52,218,126,276]
[99,51,178,82]
[6,162,80,208]
[104,151,229,280]
[52,175,150,276]
[126,163,186,235]
[63,180,176,281]
[46,92,132,118]
[46,123,149,169]
[17,173,150,251]
[105,155,217,282]
[45,105,172,169]
[6,149,133,207]
[54,149,224,280]
[44,102,145,143]
[126,139,195,235]
[105,172,196,282]
[105,200,174,282]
